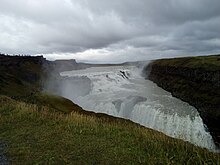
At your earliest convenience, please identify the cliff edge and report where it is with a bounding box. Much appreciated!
[145,55,220,145]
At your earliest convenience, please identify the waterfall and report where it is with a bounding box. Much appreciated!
[60,65,219,152]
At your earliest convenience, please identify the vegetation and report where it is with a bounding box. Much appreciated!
[23,93,83,114]
[0,55,46,97]
[147,55,220,107]
[1,95,220,164]
[152,54,220,71]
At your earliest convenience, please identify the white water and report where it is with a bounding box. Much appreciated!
[60,66,218,151]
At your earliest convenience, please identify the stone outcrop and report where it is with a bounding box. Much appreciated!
[144,55,220,145]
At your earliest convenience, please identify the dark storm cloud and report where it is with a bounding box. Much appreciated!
[0,0,220,62]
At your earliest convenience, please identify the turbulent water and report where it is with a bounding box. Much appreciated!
[60,65,218,151]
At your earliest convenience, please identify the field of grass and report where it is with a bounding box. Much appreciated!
[1,95,220,164]
[152,54,220,71]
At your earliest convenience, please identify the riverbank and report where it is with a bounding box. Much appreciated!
[145,55,220,145]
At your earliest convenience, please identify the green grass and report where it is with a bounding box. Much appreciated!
[26,93,84,113]
[0,64,42,97]
[153,55,220,71]
[0,95,220,164]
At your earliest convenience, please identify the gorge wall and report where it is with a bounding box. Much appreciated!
[145,55,220,145]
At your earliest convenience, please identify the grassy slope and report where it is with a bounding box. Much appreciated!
[153,55,220,71]
[1,96,220,165]
[149,54,220,109]
[0,56,43,97]
[25,93,83,113]
[149,55,220,104]
[148,54,220,110]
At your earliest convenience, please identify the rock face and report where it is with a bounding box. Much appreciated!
[0,142,9,165]
[0,54,50,97]
[144,55,220,145]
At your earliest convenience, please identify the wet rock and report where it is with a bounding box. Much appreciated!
[0,143,9,165]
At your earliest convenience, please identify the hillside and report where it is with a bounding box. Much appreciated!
[145,54,220,145]
[0,54,49,97]
[1,96,220,164]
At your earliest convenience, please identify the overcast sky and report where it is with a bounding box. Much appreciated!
[1,0,220,63]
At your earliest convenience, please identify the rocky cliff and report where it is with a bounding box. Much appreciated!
[0,54,47,96]
[145,55,220,145]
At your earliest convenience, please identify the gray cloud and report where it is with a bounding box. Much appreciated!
[0,0,220,62]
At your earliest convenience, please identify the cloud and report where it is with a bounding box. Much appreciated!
[0,0,220,62]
